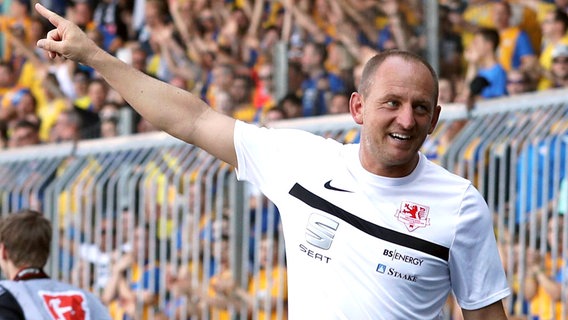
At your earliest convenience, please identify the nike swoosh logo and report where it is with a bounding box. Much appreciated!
[324,180,353,193]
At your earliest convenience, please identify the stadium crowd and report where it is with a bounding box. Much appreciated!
[1,0,568,319]
[1,0,568,149]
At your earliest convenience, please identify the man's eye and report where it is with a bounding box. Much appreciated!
[416,105,431,113]
[387,101,398,107]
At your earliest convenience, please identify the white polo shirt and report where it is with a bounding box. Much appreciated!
[234,121,510,319]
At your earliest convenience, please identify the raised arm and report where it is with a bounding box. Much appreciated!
[34,3,237,167]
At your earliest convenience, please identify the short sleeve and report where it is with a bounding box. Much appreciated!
[448,185,511,310]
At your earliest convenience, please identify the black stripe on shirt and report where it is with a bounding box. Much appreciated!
[289,183,450,261]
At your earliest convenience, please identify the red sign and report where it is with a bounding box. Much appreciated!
[40,291,88,320]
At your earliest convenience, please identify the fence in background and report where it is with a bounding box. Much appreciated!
[0,88,567,319]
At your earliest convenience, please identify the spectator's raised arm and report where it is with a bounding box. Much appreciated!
[281,0,327,43]
[35,3,238,167]
[335,0,377,44]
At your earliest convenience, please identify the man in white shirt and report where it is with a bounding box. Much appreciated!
[34,4,510,318]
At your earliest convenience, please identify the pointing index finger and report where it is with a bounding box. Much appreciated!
[35,3,64,27]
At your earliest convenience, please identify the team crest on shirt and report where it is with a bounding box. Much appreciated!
[395,201,430,232]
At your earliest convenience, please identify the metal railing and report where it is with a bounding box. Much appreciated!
[0,88,567,319]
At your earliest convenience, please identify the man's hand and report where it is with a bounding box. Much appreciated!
[35,3,101,65]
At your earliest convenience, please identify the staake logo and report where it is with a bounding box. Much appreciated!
[375,264,418,282]
[306,213,339,250]
[395,201,430,232]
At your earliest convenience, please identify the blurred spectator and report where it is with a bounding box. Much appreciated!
[68,0,96,32]
[74,78,109,138]
[253,62,276,113]
[84,78,109,113]
[74,215,117,293]
[438,77,457,105]
[0,0,33,62]
[0,62,20,121]
[37,73,69,142]
[208,63,235,110]
[213,91,232,117]
[354,46,379,73]
[99,101,120,138]
[86,26,107,54]
[13,89,38,123]
[233,234,288,320]
[93,0,129,54]
[163,261,201,319]
[537,8,568,90]
[492,1,537,73]
[50,109,82,143]
[258,25,282,62]
[438,4,464,82]
[376,0,422,53]
[325,41,356,92]
[230,75,257,122]
[277,93,303,119]
[103,224,163,320]
[327,92,349,115]
[0,62,17,102]
[460,27,507,104]
[28,16,50,58]
[72,69,91,109]
[438,78,465,155]
[155,26,203,92]
[549,44,568,88]
[7,27,51,110]
[524,215,564,319]
[300,41,346,116]
[138,0,172,79]
[8,119,41,148]
[506,69,533,95]
[497,224,530,319]
[286,61,305,97]
[261,106,287,127]
[192,7,219,52]
[202,234,238,319]
[48,58,77,101]
[131,45,149,73]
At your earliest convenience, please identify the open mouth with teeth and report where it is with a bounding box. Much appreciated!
[390,133,411,141]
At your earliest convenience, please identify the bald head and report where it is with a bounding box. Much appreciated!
[358,50,439,104]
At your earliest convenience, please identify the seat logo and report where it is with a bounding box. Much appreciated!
[306,213,339,249]
[324,180,353,193]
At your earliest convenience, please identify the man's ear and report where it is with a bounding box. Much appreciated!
[349,92,364,125]
[428,105,442,134]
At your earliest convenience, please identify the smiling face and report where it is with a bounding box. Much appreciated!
[350,54,441,177]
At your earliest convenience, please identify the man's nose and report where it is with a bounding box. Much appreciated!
[397,104,416,129]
